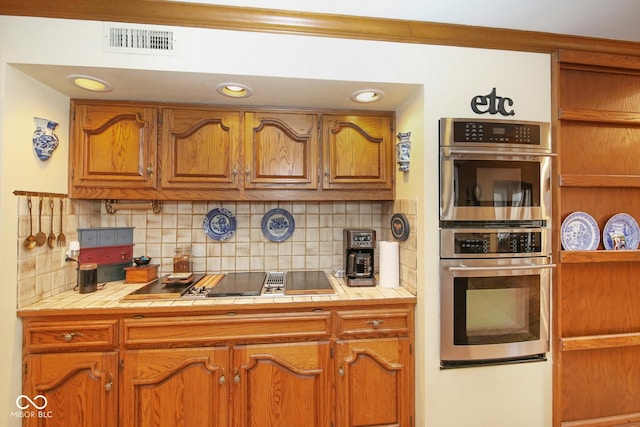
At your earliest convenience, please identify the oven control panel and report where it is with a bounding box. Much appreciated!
[453,121,540,144]
[439,228,550,258]
[453,231,542,254]
[439,118,550,150]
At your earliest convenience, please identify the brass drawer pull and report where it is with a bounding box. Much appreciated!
[61,332,83,342]
[366,320,384,329]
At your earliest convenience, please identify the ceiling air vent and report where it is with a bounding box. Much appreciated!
[104,23,178,55]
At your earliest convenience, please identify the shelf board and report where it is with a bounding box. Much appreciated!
[560,108,640,125]
[560,332,640,352]
[561,412,640,427]
[559,174,640,188]
[560,249,640,263]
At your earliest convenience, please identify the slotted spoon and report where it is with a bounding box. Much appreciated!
[57,198,66,247]
[35,197,46,247]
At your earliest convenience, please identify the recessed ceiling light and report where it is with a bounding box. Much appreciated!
[67,74,112,92]
[216,82,253,98]
[351,89,384,104]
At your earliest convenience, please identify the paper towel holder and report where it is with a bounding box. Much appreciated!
[390,213,410,241]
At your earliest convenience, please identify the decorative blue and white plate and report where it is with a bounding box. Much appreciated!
[603,213,640,250]
[203,208,236,241]
[561,211,600,251]
[261,208,295,242]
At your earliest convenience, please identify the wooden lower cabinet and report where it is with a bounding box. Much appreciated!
[23,351,118,427]
[335,338,412,427]
[232,341,332,427]
[22,303,414,427]
[121,347,230,427]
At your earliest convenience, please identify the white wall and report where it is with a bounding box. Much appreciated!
[0,16,550,426]
[0,33,71,426]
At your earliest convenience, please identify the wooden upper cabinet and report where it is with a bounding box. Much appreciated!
[322,113,394,191]
[70,101,157,193]
[69,100,395,200]
[160,108,241,190]
[244,111,319,189]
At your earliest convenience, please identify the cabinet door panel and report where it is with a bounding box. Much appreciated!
[161,108,241,190]
[336,337,412,427]
[23,352,118,427]
[245,112,319,189]
[232,341,332,427]
[71,103,157,190]
[121,347,229,427]
[323,114,393,190]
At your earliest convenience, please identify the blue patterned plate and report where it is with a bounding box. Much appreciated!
[603,213,640,250]
[561,211,599,251]
[203,208,236,241]
[261,208,295,242]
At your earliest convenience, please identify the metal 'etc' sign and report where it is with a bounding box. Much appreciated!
[470,88,515,116]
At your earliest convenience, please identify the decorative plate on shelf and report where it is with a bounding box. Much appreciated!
[560,211,600,251]
[261,208,295,242]
[603,213,640,250]
[203,208,236,241]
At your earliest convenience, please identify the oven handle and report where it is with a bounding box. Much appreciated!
[446,149,557,158]
[448,263,557,272]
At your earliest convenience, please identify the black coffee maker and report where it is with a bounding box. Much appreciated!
[343,229,376,287]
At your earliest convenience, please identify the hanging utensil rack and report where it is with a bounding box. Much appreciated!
[14,191,68,251]
[13,190,68,199]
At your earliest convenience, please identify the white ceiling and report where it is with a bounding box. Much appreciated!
[14,64,422,111]
[13,1,640,110]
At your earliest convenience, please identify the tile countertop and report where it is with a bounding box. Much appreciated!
[17,272,416,317]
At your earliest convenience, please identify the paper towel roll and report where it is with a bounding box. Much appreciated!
[379,241,400,288]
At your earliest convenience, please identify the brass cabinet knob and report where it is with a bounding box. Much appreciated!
[61,332,83,342]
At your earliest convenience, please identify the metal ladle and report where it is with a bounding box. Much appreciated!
[24,196,37,249]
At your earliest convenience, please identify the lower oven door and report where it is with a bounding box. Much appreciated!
[440,257,554,367]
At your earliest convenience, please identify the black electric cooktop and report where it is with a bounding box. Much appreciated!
[285,270,334,295]
[207,271,334,296]
[127,271,334,298]
[208,272,265,297]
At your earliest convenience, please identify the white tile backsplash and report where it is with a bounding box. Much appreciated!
[17,199,418,307]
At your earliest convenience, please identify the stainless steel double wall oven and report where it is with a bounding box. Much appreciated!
[439,118,554,368]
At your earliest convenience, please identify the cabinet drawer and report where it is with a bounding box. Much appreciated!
[336,308,412,339]
[124,312,332,348]
[25,319,119,352]
[97,261,130,282]
[79,229,99,248]
[79,227,134,248]
[79,244,133,265]
[115,227,134,245]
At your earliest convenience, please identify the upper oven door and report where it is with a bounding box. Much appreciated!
[440,149,552,223]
